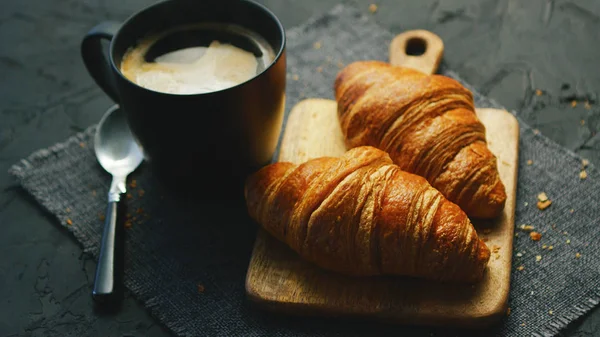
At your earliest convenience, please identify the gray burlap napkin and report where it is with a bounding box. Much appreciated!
[9,4,600,337]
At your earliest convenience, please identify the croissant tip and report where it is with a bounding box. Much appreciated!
[474,241,492,281]
[454,239,490,284]
[479,239,492,263]
[464,179,507,219]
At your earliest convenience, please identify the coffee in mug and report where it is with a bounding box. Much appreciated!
[81,0,286,196]
[120,23,275,94]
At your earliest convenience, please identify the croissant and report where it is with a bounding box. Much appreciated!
[245,146,490,283]
[335,61,506,218]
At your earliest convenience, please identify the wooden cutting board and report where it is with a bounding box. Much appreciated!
[245,30,519,328]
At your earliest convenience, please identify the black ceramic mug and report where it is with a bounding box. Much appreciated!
[82,0,286,197]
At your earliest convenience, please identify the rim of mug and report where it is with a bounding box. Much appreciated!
[108,0,286,97]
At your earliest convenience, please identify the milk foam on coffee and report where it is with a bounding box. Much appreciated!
[121,40,259,94]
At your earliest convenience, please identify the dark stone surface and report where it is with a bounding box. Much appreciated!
[0,0,598,336]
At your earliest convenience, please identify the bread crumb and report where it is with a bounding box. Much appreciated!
[582,159,589,168]
[66,219,73,226]
[524,202,529,207]
[520,322,526,327]
[563,231,568,235]
[125,220,132,228]
[292,74,299,81]
[580,119,586,125]
[542,244,547,249]
[517,265,525,271]
[537,200,552,210]
[566,239,571,244]
[535,89,543,96]
[527,159,533,165]
[533,129,540,135]
[536,255,542,262]
[197,283,205,293]
[507,307,511,316]
[538,192,548,202]
[548,245,554,250]
[129,179,137,189]
[580,170,588,180]
[576,252,581,258]
[570,209,574,214]
[368,3,378,13]
[571,100,577,108]
[520,224,535,231]
[530,232,542,241]
[584,101,591,110]
[313,41,322,50]
[516,252,523,257]
[549,310,553,315]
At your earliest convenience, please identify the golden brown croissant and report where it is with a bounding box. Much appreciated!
[335,61,506,218]
[245,146,490,283]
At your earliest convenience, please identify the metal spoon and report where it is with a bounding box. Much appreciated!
[93,105,144,303]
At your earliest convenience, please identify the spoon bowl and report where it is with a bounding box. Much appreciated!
[95,106,144,177]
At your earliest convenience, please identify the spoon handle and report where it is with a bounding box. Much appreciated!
[93,194,126,303]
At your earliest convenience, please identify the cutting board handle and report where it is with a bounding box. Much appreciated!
[389,30,444,75]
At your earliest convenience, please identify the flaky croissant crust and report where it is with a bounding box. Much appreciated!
[335,61,506,218]
[246,146,490,283]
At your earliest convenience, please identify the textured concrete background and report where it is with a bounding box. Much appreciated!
[1,0,599,336]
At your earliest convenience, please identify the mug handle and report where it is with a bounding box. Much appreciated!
[81,21,122,103]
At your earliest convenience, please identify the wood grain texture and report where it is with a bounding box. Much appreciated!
[246,98,519,327]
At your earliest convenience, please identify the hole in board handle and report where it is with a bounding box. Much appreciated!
[405,37,427,56]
